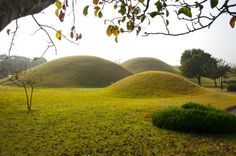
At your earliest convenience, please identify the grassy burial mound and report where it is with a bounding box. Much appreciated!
[31,56,132,87]
[121,57,178,74]
[105,71,205,98]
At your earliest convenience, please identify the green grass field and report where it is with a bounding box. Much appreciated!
[0,86,236,155]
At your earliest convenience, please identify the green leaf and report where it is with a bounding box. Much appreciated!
[155,1,162,12]
[126,21,134,31]
[94,6,100,10]
[166,20,169,26]
[83,6,89,16]
[210,0,218,9]
[98,11,103,18]
[178,7,192,18]
[119,5,126,16]
[133,7,140,15]
[94,6,100,17]
[149,12,158,18]
[121,17,126,22]
[230,16,236,28]
[140,16,146,22]
[115,37,118,43]
[166,10,169,17]
[138,0,144,3]
[6,29,10,35]
[118,20,121,25]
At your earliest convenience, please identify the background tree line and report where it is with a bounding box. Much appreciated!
[180,49,232,90]
[0,55,47,79]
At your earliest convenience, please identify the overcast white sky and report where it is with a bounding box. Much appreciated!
[0,1,235,65]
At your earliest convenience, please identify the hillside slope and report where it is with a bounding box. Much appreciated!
[104,71,206,98]
[121,57,178,74]
[31,56,132,87]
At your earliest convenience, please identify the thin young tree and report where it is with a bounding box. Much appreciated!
[205,57,220,87]
[217,59,231,90]
[2,57,40,111]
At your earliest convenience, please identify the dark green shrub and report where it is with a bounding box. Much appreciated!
[227,85,236,92]
[182,102,216,111]
[152,106,236,134]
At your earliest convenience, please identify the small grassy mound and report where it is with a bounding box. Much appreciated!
[152,103,236,134]
[29,56,132,87]
[104,71,205,98]
[121,57,178,74]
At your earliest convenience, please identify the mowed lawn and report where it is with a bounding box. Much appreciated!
[0,87,236,155]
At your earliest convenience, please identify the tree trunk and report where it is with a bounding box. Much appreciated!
[196,76,201,86]
[214,79,217,87]
[23,84,30,111]
[220,77,224,90]
[29,86,34,110]
[0,0,56,31]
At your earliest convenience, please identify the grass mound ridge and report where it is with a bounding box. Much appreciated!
[152,103,236,133]
[121,57,178,74]
[104,71,205,98]
[31,56,132,87]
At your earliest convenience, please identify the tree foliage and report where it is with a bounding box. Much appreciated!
[0,0,236,43]
[206,58,231,88]
[180,49,212,86]
[83,0,236,40]
[0,55,46,78]
[180,49,231,88]
[216,59,231,89]
[0,0,235,59]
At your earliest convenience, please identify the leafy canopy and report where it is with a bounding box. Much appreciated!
[80,0,236,42]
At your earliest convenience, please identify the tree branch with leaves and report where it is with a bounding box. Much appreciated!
[0,0,236,54]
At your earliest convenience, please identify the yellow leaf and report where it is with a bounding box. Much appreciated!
[230,16,236,28]
[55,0,62,9]
[56,30,62,40]
[113,27,120,37]
[93,0,99,5]
[106,25,114,37]
[55,9,59,16]
[94,9,99,17]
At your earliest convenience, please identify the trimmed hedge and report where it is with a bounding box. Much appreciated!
[152,103,236,134]
[227,85,236,92]
[182,102,217,111]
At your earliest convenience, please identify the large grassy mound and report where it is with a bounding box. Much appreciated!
[31,56,132,87]
[121,57,178,74]
[105,71,205,98]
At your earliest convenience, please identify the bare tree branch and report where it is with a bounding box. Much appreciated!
[31,15,58,55]
[8,19,18,56]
